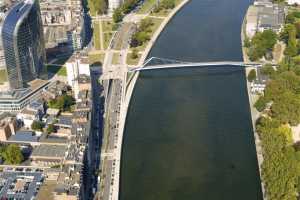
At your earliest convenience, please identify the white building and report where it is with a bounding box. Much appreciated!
[287,0,300,5]
[66,53,90,88]
[17,109,40,128]
[108,0,123,13]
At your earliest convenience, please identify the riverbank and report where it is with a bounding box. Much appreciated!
[111,1,191,200]
[138,0,190,66]
[241,8,266,200]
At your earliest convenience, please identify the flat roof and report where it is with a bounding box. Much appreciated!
[9,131,38,142]
[0,79,50,102]
[31,145,67,158]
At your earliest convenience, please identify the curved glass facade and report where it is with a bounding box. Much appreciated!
[2,0,46,89]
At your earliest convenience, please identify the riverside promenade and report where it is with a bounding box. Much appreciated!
[110,1,191,200]
[138,0,190,66]
[241,9,266,200]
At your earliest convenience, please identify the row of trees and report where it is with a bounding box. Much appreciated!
[153,0,176,13]
[113,0,177,23]
[0,144,23,165]
[256,117,299,200]
[252,9,300,200]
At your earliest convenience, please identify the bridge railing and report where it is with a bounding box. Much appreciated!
[129,57,261,72]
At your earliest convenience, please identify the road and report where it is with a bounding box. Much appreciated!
[81,67,104,200]
[96,79,123,200]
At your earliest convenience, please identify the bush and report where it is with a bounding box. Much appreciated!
[31,121,44,131]
[47,124,56,134]
[113,8,123,23]
[254,96,268,112]
[244,37,251,48]
[247,69,256,82]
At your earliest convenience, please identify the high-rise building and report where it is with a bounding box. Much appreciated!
[1,0,47,89]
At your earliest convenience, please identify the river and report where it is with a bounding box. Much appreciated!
[120,0,263,199]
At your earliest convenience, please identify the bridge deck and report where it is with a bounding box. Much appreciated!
[130,58,261,72]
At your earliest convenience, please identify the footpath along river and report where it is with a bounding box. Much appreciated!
[120,0,263,199]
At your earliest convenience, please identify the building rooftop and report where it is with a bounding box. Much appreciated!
[0,79,49,101]
[46,108,60,116]
[257,3,285,30]
[31,145,67,158]
[0,171,44,200]
[9,131,38,142]
[56,115,72,127]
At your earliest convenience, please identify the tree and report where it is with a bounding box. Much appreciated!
[139,18,153,32]
[284,25,298,57]
[254,96,268,112]
[271,91,300,125]
[31,120,44,131]
[2,144,24,165]
[256,118,298,200]
[113,8,123,23]
[244,37,251,48]
[47,124,56,134]
[48,94,75,111]
[131,31,150,47]
[122,0,139,14]
[248,30,277,61]
[261,64,276,77]
[160,0,175,9]
[247,69,256,82]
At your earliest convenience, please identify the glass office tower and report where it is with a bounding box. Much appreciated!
[2,0,47,89]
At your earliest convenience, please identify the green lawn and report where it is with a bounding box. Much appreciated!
[102,21,114,32]
[150,0,184,16]
[0,69,7,84]
[151,9,169,17]
[93,21,101,50]
[175,0,184,6]
[133,17,163,51]
[47,65,67,76]
[104,32,113,49]
[88,53,105,65]
[127,53,141,66]
[137,0,157,14]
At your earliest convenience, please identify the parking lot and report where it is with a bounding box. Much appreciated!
[0,171,44,200]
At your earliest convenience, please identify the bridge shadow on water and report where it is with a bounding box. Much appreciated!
[139,65,246,80]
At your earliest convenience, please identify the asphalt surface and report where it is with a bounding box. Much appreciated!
[82,68,104,200]
[97,79,123,200]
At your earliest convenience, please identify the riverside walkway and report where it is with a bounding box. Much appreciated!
[130,57,261,72]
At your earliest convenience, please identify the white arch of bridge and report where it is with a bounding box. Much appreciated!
[130,57,261,72]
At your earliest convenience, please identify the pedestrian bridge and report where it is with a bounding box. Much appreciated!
[129,57,261,72]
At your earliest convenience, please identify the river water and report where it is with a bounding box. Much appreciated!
[120,0,263,199]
